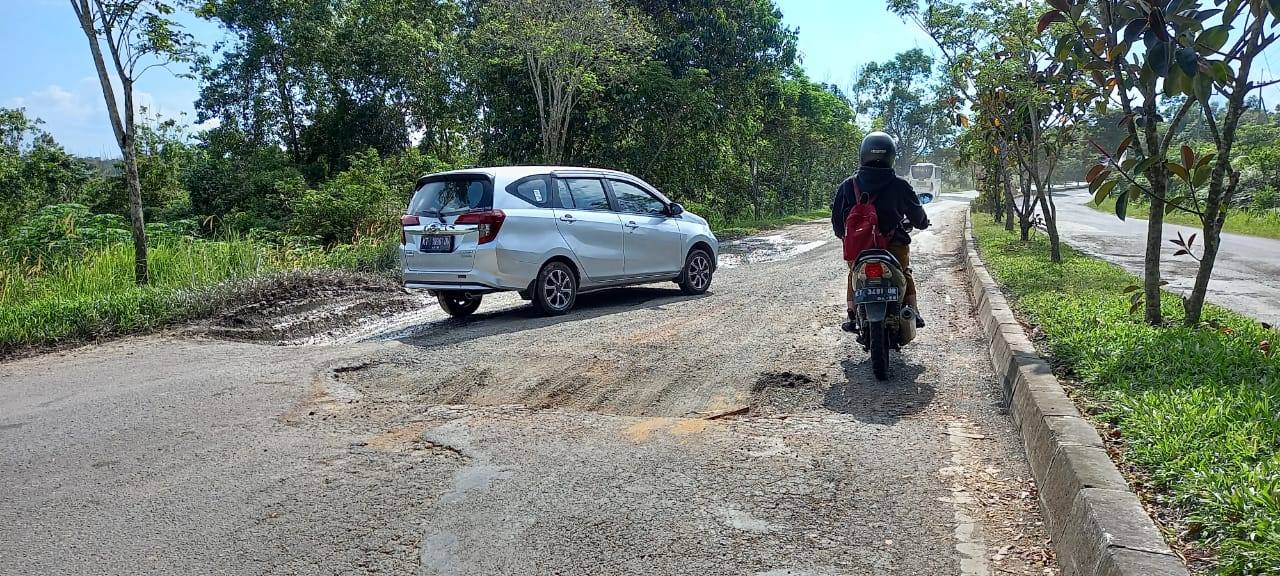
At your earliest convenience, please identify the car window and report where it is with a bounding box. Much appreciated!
[408,177,491,216]
[558,178,611,211]
[508,175,550,207]
[555,179,576,208]
[609,180,666,215]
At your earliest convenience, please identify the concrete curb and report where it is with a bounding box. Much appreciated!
[962,212,1188,576]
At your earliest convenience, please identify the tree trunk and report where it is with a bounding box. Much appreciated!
[1183,210,1224,327]
[999,158,1015,231]
[778,146,790,215]
[749,157,761,218]
[1142,183,1166,325]
[1184,23,1258,326]
[1037,191,1061,263]
[122,131,149,284]
[271,47,302,164]
[71,0,148,284]
[1019,177,1033,241]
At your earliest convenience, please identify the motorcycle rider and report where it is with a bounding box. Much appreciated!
[831,131,930,331]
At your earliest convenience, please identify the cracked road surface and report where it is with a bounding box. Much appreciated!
[1,201,1057,575]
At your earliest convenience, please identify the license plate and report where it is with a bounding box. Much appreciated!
[420,235,454,253]
[855,286,899,303]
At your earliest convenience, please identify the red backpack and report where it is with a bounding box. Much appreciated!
[842,180,888,261]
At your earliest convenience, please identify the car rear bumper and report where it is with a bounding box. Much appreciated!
[401,245,537,292]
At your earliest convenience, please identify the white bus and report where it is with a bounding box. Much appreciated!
[907,163,942,203]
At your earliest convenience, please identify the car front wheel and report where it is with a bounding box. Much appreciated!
[677,248,714,295]
[533,261,577,316]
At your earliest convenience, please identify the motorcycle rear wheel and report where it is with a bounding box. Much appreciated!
[868,320,889,380]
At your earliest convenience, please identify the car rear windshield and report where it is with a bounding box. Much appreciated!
[408,176,492,217]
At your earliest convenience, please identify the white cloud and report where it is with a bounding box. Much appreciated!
[3,79,204,157]
[5,81,104,121]
[195,116,222,132]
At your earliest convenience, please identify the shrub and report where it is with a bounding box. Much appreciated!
[288,149,404,246]
[0,203,131,265]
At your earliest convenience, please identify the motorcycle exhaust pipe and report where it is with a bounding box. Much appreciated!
[898,306,918,345]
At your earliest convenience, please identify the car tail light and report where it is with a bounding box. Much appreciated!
[401,215,419,245]
[455,209,506,244]
[864,262,884,280]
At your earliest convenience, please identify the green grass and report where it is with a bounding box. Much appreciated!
[1091,196,1280,240]
[0,237,397,352]
[713,208,830,239]
[971,215,1280,575]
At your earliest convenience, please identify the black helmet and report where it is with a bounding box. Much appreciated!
[860,132,897,169]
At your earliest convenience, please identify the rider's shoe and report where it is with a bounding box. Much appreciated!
[915,311,926,328]
[841,320,858,333]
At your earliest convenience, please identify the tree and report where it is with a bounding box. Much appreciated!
[1172,1,1280,325]
[889,0,1085,262]
[851,48,953,171]
[1054,0,1279,325]
[195,0,470,176]
[69,0,194,284]
[474,0,654,164]
[0,108,98,235]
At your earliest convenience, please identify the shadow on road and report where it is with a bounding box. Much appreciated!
[823,358,932,425]
[396,286,710,348]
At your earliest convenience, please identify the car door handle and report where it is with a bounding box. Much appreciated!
[559,214,575,222]
[624,221,639,229]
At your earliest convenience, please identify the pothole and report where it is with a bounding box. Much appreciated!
[719,233,828,268]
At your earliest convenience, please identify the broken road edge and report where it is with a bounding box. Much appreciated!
[962,212,1189,576]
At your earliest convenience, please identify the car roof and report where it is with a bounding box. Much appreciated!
[417,166,670,202]
[422,165,644,182]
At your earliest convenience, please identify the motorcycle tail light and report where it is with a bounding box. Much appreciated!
[864,262,884,279]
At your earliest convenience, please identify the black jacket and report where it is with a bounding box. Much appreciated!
[830,167,930,244]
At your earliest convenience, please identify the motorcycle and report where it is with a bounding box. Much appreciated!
[849,246,917,380]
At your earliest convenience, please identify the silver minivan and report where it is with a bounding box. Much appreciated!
[401,166,718,317]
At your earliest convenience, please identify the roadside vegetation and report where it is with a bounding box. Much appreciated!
[972,217,1279,575]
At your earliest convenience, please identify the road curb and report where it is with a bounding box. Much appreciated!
[962,212,1188,576]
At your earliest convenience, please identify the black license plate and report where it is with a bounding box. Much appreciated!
[420,235,454,253]
[855,286,900,303]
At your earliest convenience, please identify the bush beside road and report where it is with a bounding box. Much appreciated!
[972,215,1280,575]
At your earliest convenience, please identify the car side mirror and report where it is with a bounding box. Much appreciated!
[667,202,685,216]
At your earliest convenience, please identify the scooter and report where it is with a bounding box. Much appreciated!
[849,248,917,380]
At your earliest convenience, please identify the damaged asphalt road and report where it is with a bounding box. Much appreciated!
[0,201,1058,575]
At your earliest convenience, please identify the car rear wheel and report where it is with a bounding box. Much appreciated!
[533,261,577,316]
[677,248,714,295]
[437,291,482,318]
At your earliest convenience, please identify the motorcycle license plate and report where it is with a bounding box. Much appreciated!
[420,234,454,253]
[855,286,899,303]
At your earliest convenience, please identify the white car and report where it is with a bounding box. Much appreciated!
[401,166,719,317]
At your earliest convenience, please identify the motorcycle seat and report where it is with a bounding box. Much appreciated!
[854,249,901,269]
